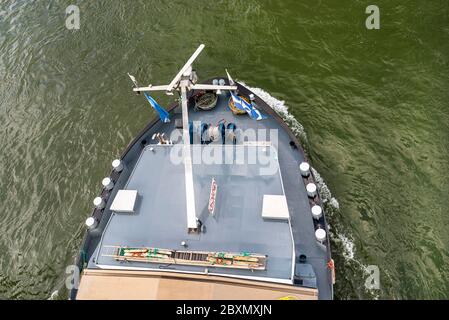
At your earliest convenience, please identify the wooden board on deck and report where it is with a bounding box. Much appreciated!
[76,269,318,300]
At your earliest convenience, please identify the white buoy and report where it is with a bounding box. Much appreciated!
[306,183,317,198]
[315,228,326,242]
[93,197,105,210]
[299,162,310,177]
[85,217,97,229]
[112,159,123,172]
[102,177,114,190]
[311,205,322,220]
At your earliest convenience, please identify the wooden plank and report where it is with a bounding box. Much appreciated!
[76,269,319,300]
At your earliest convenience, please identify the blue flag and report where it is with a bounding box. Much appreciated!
[230,92,266,120]
[143,92,170,123]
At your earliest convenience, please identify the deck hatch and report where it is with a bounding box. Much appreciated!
[110,190,138,213]
[262,195,290,220]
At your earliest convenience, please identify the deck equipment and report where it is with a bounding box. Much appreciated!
[194,91,218,110]
[103,246,267,270]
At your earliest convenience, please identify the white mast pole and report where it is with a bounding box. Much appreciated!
[180,81,197,230]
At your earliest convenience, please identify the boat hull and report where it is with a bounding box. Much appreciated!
[71,79,333,300]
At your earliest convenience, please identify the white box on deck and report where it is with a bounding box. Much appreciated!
[262,195,289,220]
[110,190,138,213]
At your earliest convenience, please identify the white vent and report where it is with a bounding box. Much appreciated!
[110,190,138,213]
[262,195,289,220]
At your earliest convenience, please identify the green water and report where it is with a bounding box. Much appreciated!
[0,0,448,299]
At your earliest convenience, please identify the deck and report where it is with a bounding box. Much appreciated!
[94,144,295,282]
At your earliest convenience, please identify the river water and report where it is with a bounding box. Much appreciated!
[0,0,448,299]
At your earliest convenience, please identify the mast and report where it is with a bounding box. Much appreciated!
[129,44,237,233]
[180,79,197,230]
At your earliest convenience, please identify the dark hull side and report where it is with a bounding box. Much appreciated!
[70,79,333,300]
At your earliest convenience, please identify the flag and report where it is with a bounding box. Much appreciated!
[143,92,170,123]
[230,92,266,121]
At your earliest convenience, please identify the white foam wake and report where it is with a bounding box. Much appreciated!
[240,82,355,263]
[239,82,308,143]
[239,82,384,298]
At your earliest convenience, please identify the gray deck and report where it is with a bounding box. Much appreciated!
[95,144,294,281]
[85,88,333,299]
